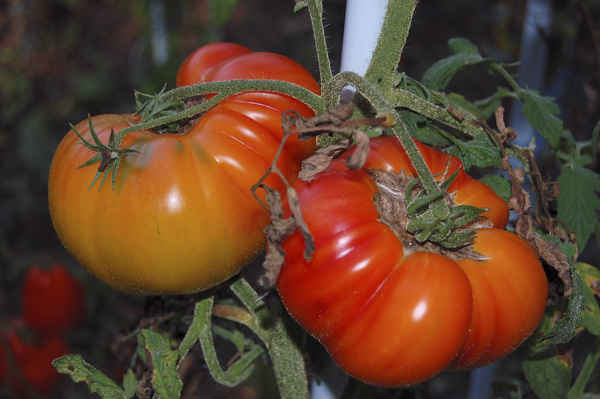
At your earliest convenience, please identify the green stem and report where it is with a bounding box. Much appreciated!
[116,79,324,143]
[332,71,448,216]
[227,278,310,399]
[568,336,600,399]
[163,79,324,113]
[307,0,334,110]
[390,89,488,137]
[490,63,523,94]
[364,0,418,91]
[188,296,261,387]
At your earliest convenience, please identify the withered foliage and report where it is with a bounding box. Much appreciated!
[256,103,577,304]
[488,107,575,298]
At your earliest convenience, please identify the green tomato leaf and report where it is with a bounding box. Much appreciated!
[577,263,600,336]
[520,89,564,149]
[293,0,308,13]
[522,352,572,399]
[445,92,487,120]
[444,135,502,170]
[556,160,600,252]
[53,354,136,399]
[448,37,481,54]
[191,297,262,388]
[422,38,493,91]
[139,329,183,399]
[399,109,453,147]
[122,370,138,399]
[480,174,512,203]
[535,265,584,350]
[472,86,516,120]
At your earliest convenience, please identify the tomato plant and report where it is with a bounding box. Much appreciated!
[276,136,549,387]
[48,43,320,295]
[47,1,600,397]
[0,320,70,396]
[21,262,86,337]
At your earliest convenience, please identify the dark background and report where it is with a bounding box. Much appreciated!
[1,0,598,398]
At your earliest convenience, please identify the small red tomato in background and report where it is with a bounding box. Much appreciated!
[21,262,86,336]
[0,320,70,396]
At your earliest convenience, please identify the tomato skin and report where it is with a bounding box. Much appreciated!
[276,137,547,387]
[49,43,319,295]
[175,43,252,87]
[0,322,70,395]
[451,228,548,369]
[22,263,86,336]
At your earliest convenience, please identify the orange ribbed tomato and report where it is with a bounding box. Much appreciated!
[49,43,319,294]
[276,136,547,387]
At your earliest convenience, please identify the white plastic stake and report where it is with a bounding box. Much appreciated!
[339,0,389,100]
[340,0,388,75]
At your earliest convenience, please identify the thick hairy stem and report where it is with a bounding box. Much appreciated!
[332,71,449,217]
[390,89,488,138]
[364,0,418,91]
[116,79,324,144]
[307,0,334,110]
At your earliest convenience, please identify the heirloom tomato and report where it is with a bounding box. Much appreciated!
[49,43,320,295]
[0,321,70,396]
[22,263,86,336]
[276,136,548,387]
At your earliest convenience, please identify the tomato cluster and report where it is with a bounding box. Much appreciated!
[1,263,85,396]
[48,43,320,295]
[276,136,548,387]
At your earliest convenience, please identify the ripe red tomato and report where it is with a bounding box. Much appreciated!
[276,136,548,387]
[22,263,86,336]
[48,43,320,295]
[0,321,70,396]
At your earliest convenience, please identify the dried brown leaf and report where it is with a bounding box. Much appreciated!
[258,185,314,288]
[344,129,370,170]
[298,142,350,182]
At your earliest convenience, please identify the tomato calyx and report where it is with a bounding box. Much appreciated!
[134,87,205,134]
[368,168,491,261]
[372,168,488,249]
[73,117,139,190]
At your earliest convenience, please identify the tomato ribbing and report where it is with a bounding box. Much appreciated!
[276,136,548,387]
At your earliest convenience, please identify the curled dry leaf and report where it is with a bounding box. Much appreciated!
[344,129,370,170]
[285,101,373,171]
[298,141,350,182]
[258,185,314,288]
[136,370,154,399]
[448,106,466,122]
[511,170,573,297]
[492,107,574,297]
[494,107,517,143]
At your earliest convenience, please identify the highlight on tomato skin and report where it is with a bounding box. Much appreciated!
[48,42,320,295]
[275,136,548,387]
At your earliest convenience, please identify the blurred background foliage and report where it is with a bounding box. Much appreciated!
[0,0,598,398]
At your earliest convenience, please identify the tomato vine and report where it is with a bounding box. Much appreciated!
[49,0,600,398]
